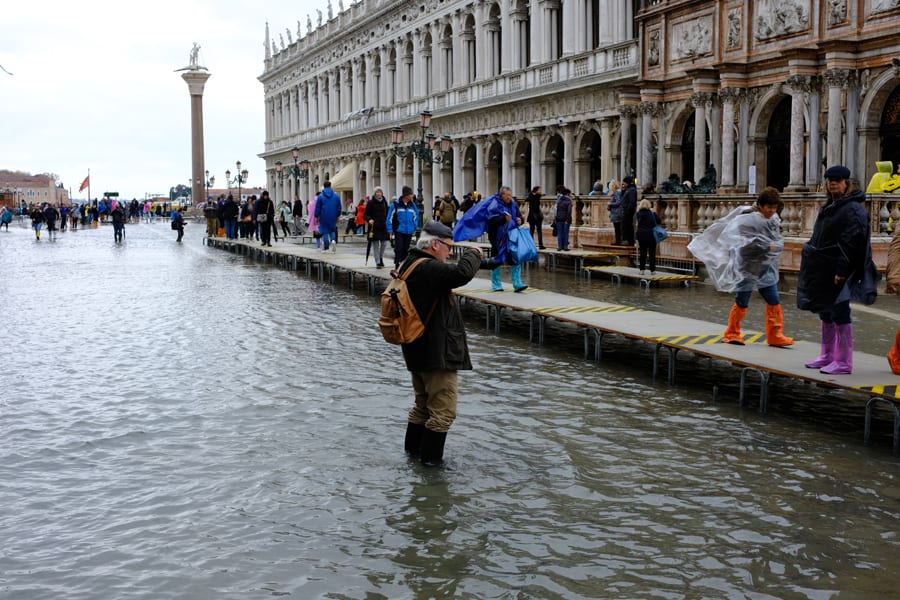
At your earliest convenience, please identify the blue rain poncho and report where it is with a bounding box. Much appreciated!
[687,206,784,293]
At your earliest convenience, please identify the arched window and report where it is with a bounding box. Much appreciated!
[880,84,900,170]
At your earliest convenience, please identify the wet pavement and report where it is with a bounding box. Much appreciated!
[1,219,899,599]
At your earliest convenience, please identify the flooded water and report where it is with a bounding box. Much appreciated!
[2,220,899,599]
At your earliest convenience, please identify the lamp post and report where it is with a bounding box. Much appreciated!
[274,146,310,202]
[225,160,249,204]
[204,170,215,203]
[391,110,451,216]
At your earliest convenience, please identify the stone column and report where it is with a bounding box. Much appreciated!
[719,88,738,188]
[737,90,753,189]
[639,102,655,187]
[708,96,721,183]
[501,134,513,188]
[300,83,309,131]
[500,3,512,74]
[181,69,211,209]
[529,0,544,65]
[474,137,485,192]
[473,2,485,81]
[451,12,464,84]
[656,105,668,187]
[691,93,710,183]
[806,77,822,188]
[618,106,636,178]
[562,0,575,56]
[600,119,613,181]
[846,72,861,178]
[529,128,542,190]
[824,69,848,169]
[562,125,575,188]
[786,75,809,190]
[454,143,466,199]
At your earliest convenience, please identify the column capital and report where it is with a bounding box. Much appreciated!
[617,105,637,119]
[823,68,852,88]
[691,92,713,108]
[718,87,742,103]
[786,74,812,94]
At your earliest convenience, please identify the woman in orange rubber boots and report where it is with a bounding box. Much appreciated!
[689,187,793,347]
[885,216,900,374]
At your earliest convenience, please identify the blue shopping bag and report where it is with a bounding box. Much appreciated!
[507,225,538,264]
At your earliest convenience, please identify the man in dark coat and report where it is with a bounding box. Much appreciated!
[525,185,545,249]
[619,175,638,246]
[222,195,240,239]
[254,191,276,247]
[399,221,483,466]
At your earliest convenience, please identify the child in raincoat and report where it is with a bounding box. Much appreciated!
[687,187,793,347]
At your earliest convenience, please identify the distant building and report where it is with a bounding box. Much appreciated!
[0,171,70,207]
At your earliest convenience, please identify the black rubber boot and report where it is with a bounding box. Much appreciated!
[404,422,426,455]
[420,428,448,467]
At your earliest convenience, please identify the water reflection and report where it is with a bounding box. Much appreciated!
[0,222,898,599]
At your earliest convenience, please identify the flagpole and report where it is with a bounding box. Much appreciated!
[87,169,91,204]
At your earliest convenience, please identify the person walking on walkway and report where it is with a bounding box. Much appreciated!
[720,188,793,346]
[254,191,275,247]
[30,204,44,240]
[455,186,528,292]
[386,186,419,267]
[0,205,11,231]
[555,187,573,251]
[291,195,304,235]
[222,194,239,240]
[171,206,185,242]
[635,199,660,275]
[606,180,623,245]
[798,166,877,374]
[399,221,483,466]
[315,181,342,253]
[619,176,637,246]
[111,202,126,243]
[525,185,545,249]
[364,186,390,268]
[203,199,219,238]
[278,200,292,239]
[43,203,60,241]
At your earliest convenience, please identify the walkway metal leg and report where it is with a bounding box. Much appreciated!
[739,367,771,414]
[864,396,900,454]
[594,330,604,362]
[653,344,678,384]
[530,314,547,344]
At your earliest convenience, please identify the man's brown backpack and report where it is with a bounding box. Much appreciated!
[378,258,437,344]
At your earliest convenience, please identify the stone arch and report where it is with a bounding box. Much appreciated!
[512,136,533,193]
[860,69,900,181]
[575,126,603,194]
[462,144,477,195]
[462,14,476,84]
[544,133,565,191]
[486,139,503,194]
[749,86,795,190]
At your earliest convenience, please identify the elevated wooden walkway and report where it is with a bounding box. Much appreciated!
[206,236,900,454]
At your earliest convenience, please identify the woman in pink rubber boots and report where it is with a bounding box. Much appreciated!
[797,166,877,375]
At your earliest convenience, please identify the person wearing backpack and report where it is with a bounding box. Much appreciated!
[397,221,482,467]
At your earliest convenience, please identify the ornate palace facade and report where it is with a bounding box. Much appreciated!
[260,0,900,218]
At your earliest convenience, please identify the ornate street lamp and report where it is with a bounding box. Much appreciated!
[204,169,215,203]
[225,160,249,203]
[274,146,311,201]
[391,110,451,210]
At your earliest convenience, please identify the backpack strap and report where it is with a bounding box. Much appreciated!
[397,257,440,327]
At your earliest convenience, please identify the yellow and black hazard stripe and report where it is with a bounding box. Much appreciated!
[655,333,766,345]
[532,305,645,315]
[856,384,900,399]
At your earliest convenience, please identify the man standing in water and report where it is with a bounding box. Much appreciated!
[399,221,482,466]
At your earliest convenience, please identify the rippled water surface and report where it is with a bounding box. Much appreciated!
[1,221,899,599]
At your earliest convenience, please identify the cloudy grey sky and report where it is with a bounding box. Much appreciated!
[1,0,324,200]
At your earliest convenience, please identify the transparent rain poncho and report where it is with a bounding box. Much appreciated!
[687,206,784,293]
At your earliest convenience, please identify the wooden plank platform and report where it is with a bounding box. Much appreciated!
[206,236,900,453]
[584,265,700,286]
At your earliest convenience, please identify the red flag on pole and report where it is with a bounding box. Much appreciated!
[79,174,90,192]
